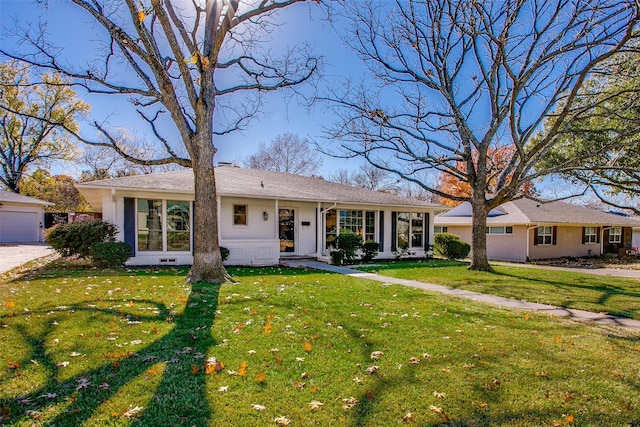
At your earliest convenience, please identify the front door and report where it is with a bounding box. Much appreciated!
[279,208,295,254]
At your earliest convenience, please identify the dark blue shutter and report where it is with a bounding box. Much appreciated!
[379,211,384,252]
[424,213,430,250]
[391,212,397,252]
[124,197,136,255]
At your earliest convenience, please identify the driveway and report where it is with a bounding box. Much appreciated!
[0,244,56,274]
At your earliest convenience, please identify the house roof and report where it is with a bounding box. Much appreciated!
[76,167,446,211]
[435,198,640,227]
[0,189,53,206]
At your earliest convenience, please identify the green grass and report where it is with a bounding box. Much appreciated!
[358,259,640,320]
[0,260,639,426]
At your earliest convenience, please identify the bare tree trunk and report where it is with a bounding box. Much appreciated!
[186,136,230,284]
[469,196,493,271]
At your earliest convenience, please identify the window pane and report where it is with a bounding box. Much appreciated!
[411,212,423,247]
[233,205,247,225]
[138,199,163,251]
[396,212,409,248]
[340,210,363,236]
[325,210,337,249]
[167,201,190,251]
[365,211,375,242]
[505,226,513,234]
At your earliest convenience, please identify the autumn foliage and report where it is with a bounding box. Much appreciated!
[437,146,536,206]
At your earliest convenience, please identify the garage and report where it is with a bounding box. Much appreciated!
[0,190,52,243]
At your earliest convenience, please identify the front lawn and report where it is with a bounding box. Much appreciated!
[358,260,640,320]
[1,261,639,426]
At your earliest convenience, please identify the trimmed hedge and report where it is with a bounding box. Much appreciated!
[361,240,380,263]
[434,232,471,260]
[91,242,132,267]
[46,220,117,258]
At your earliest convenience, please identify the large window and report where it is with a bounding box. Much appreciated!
[396,212,424,249]
[137,199,191,252]
[583,227,598,244]
[536,226,553,245]
[325,209,377,249]
[609,227,622,243]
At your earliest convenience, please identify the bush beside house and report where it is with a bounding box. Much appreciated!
[434,233,470,260]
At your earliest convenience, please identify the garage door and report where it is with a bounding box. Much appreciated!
[0,211,39,243]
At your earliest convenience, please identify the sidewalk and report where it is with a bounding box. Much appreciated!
[283,260,640,331]
[491,261,640,279]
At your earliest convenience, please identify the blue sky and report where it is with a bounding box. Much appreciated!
[0,0,363,176]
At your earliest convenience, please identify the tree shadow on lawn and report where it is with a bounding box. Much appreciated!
[2,280,220,426]
[488,270,640,318]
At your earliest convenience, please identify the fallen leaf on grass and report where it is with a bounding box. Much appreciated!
[370,351,384,360]
[251,404,266,411]
[303,342,312,352]
[122,406,143,418]
[366,365,379,374]
[274,416,291,425]
[7,361,20,369]
[428,405,450,422]
[239,361,248,377]
[433,391,446,398]
[308,401,323,410]
[342,397,359,410]
[409,357,420,364]
[218,386,229,392]
[402,412,415,422]
[535,372,548,377]
[255,371,267,383]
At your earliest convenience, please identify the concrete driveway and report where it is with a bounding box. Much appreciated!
[0,244,56,274]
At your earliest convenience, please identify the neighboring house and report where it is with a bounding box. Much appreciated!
[631,217,640,251]
[434,198,640,262]
[76,166,446,266]
[0,190,52,243]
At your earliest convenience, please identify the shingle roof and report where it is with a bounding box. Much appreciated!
[435,198,640,227]
[0,189,52,206]
[76,167,445,209]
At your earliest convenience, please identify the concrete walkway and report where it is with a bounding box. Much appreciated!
[284,261,640,331]
[0,244,56,275]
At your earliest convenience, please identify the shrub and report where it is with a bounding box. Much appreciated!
[331,250,345,266]
[434,232,470,260]
[90,242,132,267]
[220,247,230,262]
[336,231,362,263]
[46,220,117,258]
[361,241,380,263]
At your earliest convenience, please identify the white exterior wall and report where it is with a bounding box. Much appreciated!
[633,227,640,250]
[96,189,438,266]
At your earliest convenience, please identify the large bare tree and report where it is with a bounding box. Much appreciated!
[243,132,322,175]
[1,1,320,283]
[322,0,639,271]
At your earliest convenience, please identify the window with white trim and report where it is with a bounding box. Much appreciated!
[396,212,424,249]
[233,205,247,225]
[583,227,597,244]
[434,226,448,234]
[537,226,553,245]
[325,209,377,249]
[137,199,191,252]
[609,227,622,243]
[486,226,513,235]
